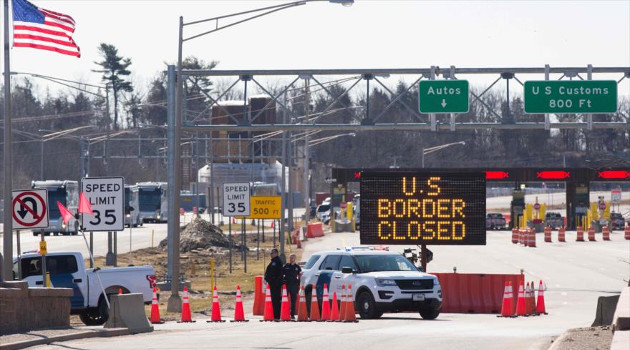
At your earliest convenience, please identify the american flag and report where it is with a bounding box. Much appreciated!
[12,0,80,57]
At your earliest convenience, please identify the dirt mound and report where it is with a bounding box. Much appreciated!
[159,218,231,253]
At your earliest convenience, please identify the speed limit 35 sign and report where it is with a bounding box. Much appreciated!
[223,183,250,217]
[81,177,124,231]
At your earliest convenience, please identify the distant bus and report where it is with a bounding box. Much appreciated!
[124,185,142,227]
[31,180,79,236]
[137,182,168,223]
[180,191,206,213]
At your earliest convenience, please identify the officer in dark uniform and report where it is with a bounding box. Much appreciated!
[264,248,284,320]
[283,253,302,319]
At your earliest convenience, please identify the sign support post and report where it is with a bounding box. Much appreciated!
[40,232,46,287]
[89,232,94,268]
[223,182,250,273]
[242,220,247,273]
[16,230,22,279]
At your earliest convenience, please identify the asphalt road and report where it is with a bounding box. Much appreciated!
[4,222,169,259]
[26,227,629,350]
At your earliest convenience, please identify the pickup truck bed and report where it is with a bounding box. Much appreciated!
[14,251,155,325]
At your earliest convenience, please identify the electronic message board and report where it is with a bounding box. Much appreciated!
[360,171,486,245]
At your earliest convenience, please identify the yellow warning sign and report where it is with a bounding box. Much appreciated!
[39,241,47,255]
[249,196,281,219]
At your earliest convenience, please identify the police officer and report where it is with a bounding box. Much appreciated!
[283,253,302,319]
[264,248,284,320]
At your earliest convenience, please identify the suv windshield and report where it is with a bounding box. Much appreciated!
[354,254,417,272]
[317,205,330,213]
[304,255,320,269]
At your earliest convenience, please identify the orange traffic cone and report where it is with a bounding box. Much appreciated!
[207,285,225,322]
[515,281,526,316]
[529,281,536,315]
[320,284,331,321]
[338,284,346,322]
[261,284,274,322]
[150,287,163,324]
[625,225,630,240]
[233,285,248,322]
[329,291,340,322]
[179,286,194,323]
[602,226,610,241]
[280,285,291,321]
[558,227,566,242]
[588,226,596,241]
[343,284,357,322]
[497,281,514,317]
[544,226,552,243]
[536,280,547,315]
[511,228,519,244]
[523,282,529,315]
[309,285,320,321]
[297,286,309,322]
[576,226,585,241]
[529,228,536,247]
[532,282,538,314]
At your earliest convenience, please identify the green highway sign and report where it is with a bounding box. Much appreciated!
[418,80,469,113]
[524,81,617,114]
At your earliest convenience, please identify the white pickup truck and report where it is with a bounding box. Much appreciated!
[13,251,156,325]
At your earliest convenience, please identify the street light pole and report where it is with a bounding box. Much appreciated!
[303,78,311,223]
[167,62,182,312]
[421,147,424,168]
[3,0,13,280]
[421,141,466,168]
[168,0,354,309]
[40,135,44,179]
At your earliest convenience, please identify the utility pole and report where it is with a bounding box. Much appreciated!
[167,64,182,312]
[303,77,311,223]
[3,0,14,280]
[280,90,288,261]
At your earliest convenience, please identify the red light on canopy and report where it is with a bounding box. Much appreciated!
[537,170,570,180]
[598,170,630,179]
[486,171,510,180]
[354,172,362,179]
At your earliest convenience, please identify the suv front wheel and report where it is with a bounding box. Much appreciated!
[357,291,383,319]
[419,307,440,320]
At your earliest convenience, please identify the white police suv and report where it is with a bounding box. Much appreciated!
[301,247,442,319]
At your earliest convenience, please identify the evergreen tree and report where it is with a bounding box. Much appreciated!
[93,43,133,130]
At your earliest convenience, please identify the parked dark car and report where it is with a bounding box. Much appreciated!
[610,212,625,230]
[545,212,564,229]
[486,213,506,230]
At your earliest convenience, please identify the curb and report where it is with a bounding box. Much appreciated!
[0,328,130,350]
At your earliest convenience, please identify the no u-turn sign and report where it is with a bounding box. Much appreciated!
[12,189,49,229]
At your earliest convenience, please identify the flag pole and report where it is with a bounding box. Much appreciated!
[2,0,14,281]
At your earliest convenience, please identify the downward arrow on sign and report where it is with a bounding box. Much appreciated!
[441,99,447,108]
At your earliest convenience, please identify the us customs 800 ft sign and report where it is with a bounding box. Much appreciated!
[360,171,486,245]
